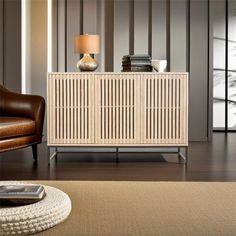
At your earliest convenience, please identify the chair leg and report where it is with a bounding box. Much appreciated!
[32,144,38,161]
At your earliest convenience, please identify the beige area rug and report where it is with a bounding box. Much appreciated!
[28,181,236,236]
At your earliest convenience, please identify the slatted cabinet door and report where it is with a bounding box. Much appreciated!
[47,73,95,145]
[140,73,188,145]
[95,74,141,144]
[48,73,188,147]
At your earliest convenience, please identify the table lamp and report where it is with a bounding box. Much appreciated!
[74,34,100,72]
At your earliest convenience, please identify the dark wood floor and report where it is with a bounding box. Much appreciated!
[0,133,236,181]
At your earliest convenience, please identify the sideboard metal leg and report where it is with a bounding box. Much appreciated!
[55,147,58,163]
[47,146,51,166]
[185,147,188,165]
[178,147,188,164]
[178,147,181,163]
[116,147,119,162]
[47,147,57,165]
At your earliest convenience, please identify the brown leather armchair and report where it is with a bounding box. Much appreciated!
[0,85,45,161]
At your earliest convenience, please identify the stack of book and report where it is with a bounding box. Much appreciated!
[122,54,152,72]
[0,184,46,206]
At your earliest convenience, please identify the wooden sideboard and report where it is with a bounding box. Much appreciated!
[47,72,188,163]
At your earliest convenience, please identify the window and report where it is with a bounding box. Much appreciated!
[213,0,236,131]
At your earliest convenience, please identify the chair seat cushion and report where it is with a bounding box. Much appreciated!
[0,117,35,139]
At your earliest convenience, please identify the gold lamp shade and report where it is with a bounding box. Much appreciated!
[74,34,100,54]
[74,34,100,72]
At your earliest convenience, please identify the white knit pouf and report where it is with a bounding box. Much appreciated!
[0,182,72,236]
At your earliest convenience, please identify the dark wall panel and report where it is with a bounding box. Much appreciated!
[67,0,81,72]
[0,0,3,85]
[5,0,21,93]
[58,0,66,72]
[152,0,167,60]
[114,0,129,72]
[52,0,58,72]
[134,0,149,54]
[83,0,99,66]
[97,0,105,72]
[83,0,97,35]
[189,0,209,141]
[170,0,187,71]
[104,0,114,72]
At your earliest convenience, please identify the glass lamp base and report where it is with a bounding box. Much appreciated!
[77,53,98,72]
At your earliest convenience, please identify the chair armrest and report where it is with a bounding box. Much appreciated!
[0,86,45,136]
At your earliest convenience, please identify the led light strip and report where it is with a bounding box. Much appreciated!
[21,0,26,93]
[48,0,53,73]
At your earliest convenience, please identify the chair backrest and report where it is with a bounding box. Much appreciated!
[0,84,45,137]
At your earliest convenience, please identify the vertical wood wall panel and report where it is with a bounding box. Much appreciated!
[170,0,187,71]
[114,0,129,72]
[134,0,149,54]
[0,0,3,85]
[24,0,31,93]
[189,0,209,141]
[58,0,66,72]
[52,0,58,72]
[152,0,167,60]
[83,0,99,67]
[5,0,21,92]
[83,0,97,34]
[104,0,114,72]
[97,0,105,72]
[67,0,81,72]
[129,0,134,55]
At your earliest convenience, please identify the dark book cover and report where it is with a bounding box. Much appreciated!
[122,54,151,60]
[122,61,151,66]
[122,67,153,72]
[122,65,152,70]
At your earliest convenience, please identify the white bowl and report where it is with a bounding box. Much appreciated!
[151,60,167,72]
